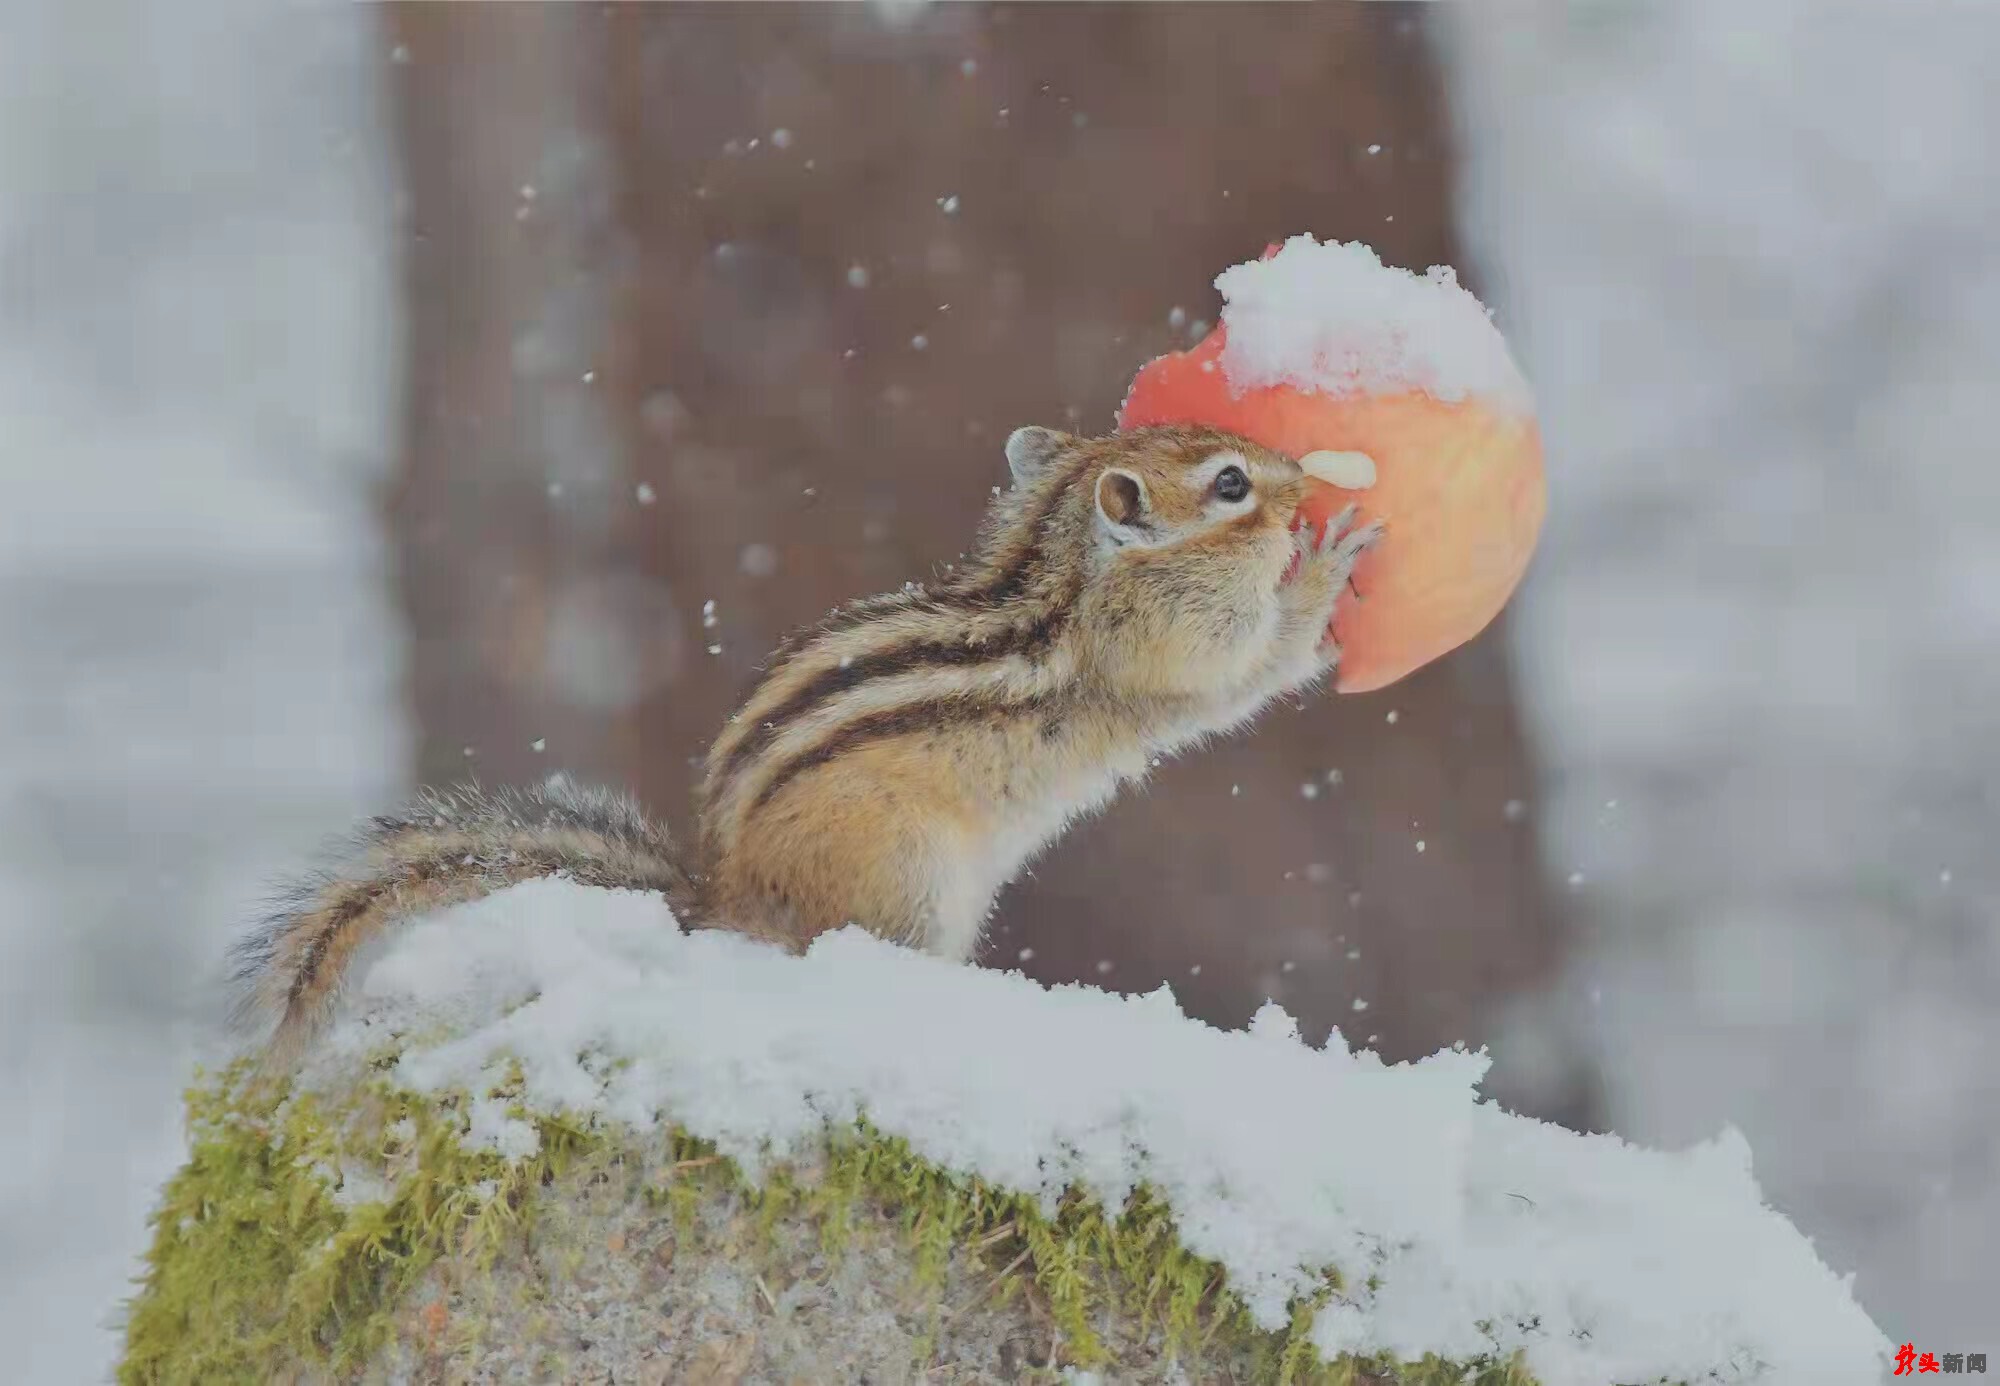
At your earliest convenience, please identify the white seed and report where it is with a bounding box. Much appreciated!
[1297,449,1378,489]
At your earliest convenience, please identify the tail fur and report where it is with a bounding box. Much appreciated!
[230,777,696,1065]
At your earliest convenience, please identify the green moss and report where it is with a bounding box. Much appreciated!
[118,1061,1542,1385]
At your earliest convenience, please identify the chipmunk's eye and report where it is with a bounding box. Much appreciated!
[1212,465,1251,503]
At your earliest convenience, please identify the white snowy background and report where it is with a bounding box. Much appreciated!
[0,3,406,1381]
[0,2,1991,1380]
[1441,1,1999,1352]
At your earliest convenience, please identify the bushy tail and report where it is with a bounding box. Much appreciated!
[230,778,696,1066]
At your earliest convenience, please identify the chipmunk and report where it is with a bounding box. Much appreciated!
[233,424,1382,1062]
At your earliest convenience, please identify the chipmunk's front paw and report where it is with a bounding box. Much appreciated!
[1294,504,1384,593]
[1317,504,1385,577]
[1294,504,1385,656]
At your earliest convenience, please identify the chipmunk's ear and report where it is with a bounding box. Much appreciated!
[1005,426,1071,487]
[1093,466,1153,544]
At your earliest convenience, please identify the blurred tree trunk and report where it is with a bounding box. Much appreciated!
[379,1,1577,1110]
[382,4,656,794]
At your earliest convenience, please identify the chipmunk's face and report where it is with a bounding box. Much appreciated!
[1005,424,1308,590]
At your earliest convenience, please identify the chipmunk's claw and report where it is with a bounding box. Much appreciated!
[1305,503,1359,557]
[1288,508,1383,603]
[1311,507,1383,574]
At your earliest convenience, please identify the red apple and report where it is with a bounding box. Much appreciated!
[1118,324,1545,694]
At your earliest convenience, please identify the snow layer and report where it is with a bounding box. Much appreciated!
[317,877,1889,1386]
[1439,1,2000,1347]
[1214,234,1534,415]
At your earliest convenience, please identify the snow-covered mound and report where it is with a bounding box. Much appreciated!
[306,877,1887,1386]
[1214,233,1535,415]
